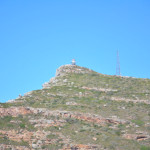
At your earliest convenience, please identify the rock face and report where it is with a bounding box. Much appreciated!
[55,65,94,76]
[63,144,98,150]
[0,130,33,142]
[29,108,126,125]
[123,133,150,141]
[0,144,30,150]
[1,64,150,150]
[0,107,32,117]
[42,65,94,89]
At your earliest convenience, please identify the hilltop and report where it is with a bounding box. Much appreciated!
[0,64,150,150]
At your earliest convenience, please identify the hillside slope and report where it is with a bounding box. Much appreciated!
[0,65,150,150]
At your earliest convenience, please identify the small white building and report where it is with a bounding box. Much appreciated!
[71,59,76,65]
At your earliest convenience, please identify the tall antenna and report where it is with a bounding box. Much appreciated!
[116,50,121,76]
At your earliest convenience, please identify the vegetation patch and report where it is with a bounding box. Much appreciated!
[131,119,145,126]
[140,145,150,150]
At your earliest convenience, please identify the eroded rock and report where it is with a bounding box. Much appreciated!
[0,107,32,117]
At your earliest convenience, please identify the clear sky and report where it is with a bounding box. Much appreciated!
[0,0,150,102]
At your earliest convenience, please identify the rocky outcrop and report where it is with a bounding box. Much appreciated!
[123,133,150,141]
[55,65,94,77]
[82,86,118,92]
[29,108,126,125]
[42,65,94,89]
[0,129,57,149]
[63,144,98,150]
[0,107,32,117]
[29,118,66,128]
[0,144,30,150]
[0,130,33,143]
[110,97,150,104]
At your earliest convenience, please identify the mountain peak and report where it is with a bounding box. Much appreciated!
[55,64,94,77]
[42,64,95,89]
[1,63,150,150]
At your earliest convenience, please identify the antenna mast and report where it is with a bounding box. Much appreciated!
[116,50,121,76]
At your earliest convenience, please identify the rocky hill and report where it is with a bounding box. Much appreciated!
[0,64,150,150]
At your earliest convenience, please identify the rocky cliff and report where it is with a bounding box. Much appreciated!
[42,65,94,89]
[0,65,150,150]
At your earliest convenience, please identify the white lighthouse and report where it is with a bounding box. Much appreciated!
[71,59,76,65]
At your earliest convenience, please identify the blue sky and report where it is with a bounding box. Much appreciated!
[0,0,150,102]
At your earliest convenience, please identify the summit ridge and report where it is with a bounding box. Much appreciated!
[42,65,94,89]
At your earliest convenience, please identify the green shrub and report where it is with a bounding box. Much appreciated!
[131,120,144,126]
[42,145,46,149]
[115,130,121,136]
[79,129,86,132]
[0,116,13,129]
[140,145,150,150]
[47,134,58,139]
[19,123,25,128]
[3,116,12,122]
[19,140,29,147]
